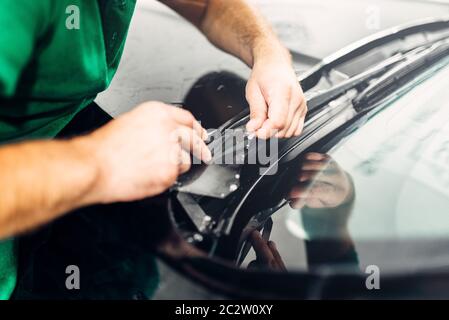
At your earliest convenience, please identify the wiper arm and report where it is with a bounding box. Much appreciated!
[305,53,407,116]
[353,40,449,110]
[300,17,449,90]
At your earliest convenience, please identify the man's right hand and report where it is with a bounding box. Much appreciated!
[85,101,211,204]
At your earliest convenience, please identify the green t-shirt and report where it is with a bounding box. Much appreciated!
[0,0,136,299]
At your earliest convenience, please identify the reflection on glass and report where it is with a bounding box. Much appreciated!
[286,152,353,209]
[240,152,357,272]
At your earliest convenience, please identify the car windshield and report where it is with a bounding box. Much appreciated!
[231,61,449,274]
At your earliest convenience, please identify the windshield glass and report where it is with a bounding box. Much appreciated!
[231,62,449,274]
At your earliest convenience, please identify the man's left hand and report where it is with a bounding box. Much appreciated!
[245,46,307,139]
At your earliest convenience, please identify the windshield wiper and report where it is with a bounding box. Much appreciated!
[300,17,449,90]
[304,43,438,117]
[353,40,449,110]
[305,53,407,116]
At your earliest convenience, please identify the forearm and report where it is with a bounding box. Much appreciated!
[160,0,306,139]
[200,0,290,67]
[0,137,99,239]
[159,0,290,67]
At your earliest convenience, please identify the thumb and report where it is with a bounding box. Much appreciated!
[245,82,268,132]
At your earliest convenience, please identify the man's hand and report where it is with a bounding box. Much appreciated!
[88,101,211,204]
[247,230,286,271]
[0,101,211,239]
[246,46,307,139]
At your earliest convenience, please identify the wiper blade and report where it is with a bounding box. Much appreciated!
[300,17,449,90]
[353,40,449,110]
[305,53,407,116]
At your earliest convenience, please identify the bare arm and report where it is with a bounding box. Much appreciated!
[159,0,284,67]
[199,0,289,67]
[159,0,308,138]
[0,137,98,239]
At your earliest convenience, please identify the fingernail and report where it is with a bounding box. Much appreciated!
[246,121,256,132]
[275,132,284,139]
[257,128,268,140]
[204,149,212,163]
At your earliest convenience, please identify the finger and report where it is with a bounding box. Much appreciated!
[289,88,307,137]
[288,185,329,209]
[245,82,268,133]
[284,107,302,138]
[250,231,275,264]
[303,164,340,179]
[247,260,261,270]
[256,119,278,139]
[288,184,311,199]
[297,170,320,182]
[174,126,212,163]
[178,149,191,174]
[289,198,305,209]
[301,160,330,171]
[169,143,191,175]
[294,116,305,137]
[280,90,302,138]
[268,241,287,271]
[294,100,308,136]
[266,86,291,132]
[305,152,328,161]
[169,106,208,140]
